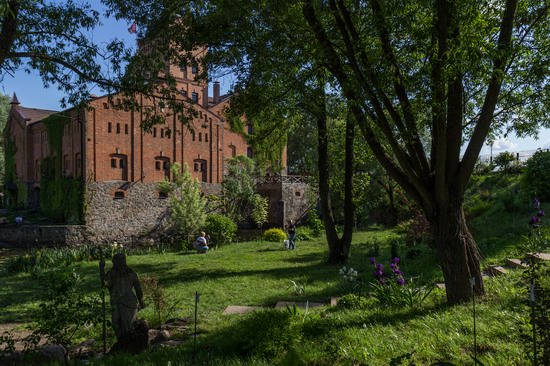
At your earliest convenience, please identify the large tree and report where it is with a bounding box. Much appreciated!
[106,0,549,304]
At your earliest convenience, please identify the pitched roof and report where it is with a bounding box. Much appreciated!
[13,105,58,125]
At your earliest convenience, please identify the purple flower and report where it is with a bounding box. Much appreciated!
[534,198,541,209]
[378,278,386,285]
[530,216,541,226]
[538,210,545,218]
[390,263,397,270]
[370,257,376,264]
[396,277,405,286]
[392,257,400,264]
[376,263,384,270]
[393,269,403,276]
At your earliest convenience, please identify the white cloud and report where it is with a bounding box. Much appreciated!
[491,138,518,151]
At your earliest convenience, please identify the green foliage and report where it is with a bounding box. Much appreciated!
[493,151,517,172]
[2,243,125,277]
[335,294,369,310]
[523,150,550,201]
[263,228,287,242]
[0,93,9,186]
[165,163,207,248]
[32,265,102,361]
[237,309,302,358]
[370,279,434,309]
[250,194,268,229]
[306,211,324,237]
[40,176,83,223]
[141,276,179,329]
[205,213,237,247]
[36,114,84,222]
[220,156,259,223]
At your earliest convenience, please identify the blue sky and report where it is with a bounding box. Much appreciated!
[2,4,549,156]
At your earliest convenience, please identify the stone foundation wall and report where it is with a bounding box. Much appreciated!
[0,225,89,247]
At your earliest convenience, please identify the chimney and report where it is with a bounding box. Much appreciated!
[213,81,220,104]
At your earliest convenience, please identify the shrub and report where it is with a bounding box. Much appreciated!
[237,309,302,358]
[335,294,369,310]
[494,151,517,172]
[263,228,287,242]
[204,214,237,247]
[306,211,324,237]
[523,150,550,201]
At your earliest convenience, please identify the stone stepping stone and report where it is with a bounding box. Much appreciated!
[506,258,528,268]
[274,301,325,309]
[527,253,550,261]
[486,265,508,276]
[222,305,262,315]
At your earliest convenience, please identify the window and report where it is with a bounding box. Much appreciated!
[191,92,198,103]
[161,129,164,138]
[165,129,171,139]
[229,144,236,157]
[125,124,129,134]
[205,133,208,142]
[247,147,253,158]
[163,161,169,171]
[179,62,186,72]
[120,159,126,168]
[191,62,198,74]
[199,132,202,142]
[116,123,120,134]
[247,123,254,134]
[180,89,187,97]
[192,131,195,141]
[114,191,125,199]
[155,161,161,171]
[108,122,112,133]
[153,127,157,138]
[111,159,117,168]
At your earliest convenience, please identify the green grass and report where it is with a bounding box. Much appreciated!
[0,224,536,365]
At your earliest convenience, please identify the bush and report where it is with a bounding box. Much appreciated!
[335,294,369,310]
[204,214,237,247]
[523,149,550,201]
[494,151,517,172]
[237,309,302,358]
[263,228,287,242]
[306,211,324,237]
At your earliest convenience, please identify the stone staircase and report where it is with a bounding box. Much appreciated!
[434,252,550,289]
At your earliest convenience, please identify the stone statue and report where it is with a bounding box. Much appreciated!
[100,253,145,340]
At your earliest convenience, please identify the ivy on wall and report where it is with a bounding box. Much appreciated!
[3,123,25,209]
[39,113,84,223]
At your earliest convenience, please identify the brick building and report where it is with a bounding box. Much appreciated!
[3,55,305,245]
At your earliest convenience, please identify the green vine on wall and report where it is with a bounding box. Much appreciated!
[39,113,84,223]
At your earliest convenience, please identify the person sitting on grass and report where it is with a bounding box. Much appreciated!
[193,231,209,253]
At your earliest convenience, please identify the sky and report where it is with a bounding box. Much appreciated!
[1,4,549,157]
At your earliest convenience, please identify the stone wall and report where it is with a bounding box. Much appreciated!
[0,224,89,247]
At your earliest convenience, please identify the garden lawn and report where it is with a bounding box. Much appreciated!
[0,228,533,365]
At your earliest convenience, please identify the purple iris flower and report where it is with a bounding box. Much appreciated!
[396,277,405,286]
[538,210,545,218]
[393,257,400,263]
[370,258,376,264]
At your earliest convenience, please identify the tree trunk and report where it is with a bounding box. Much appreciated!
[315,76,353,264]
[429,202,484,304]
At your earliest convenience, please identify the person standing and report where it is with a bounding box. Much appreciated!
[286,219,297,250]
